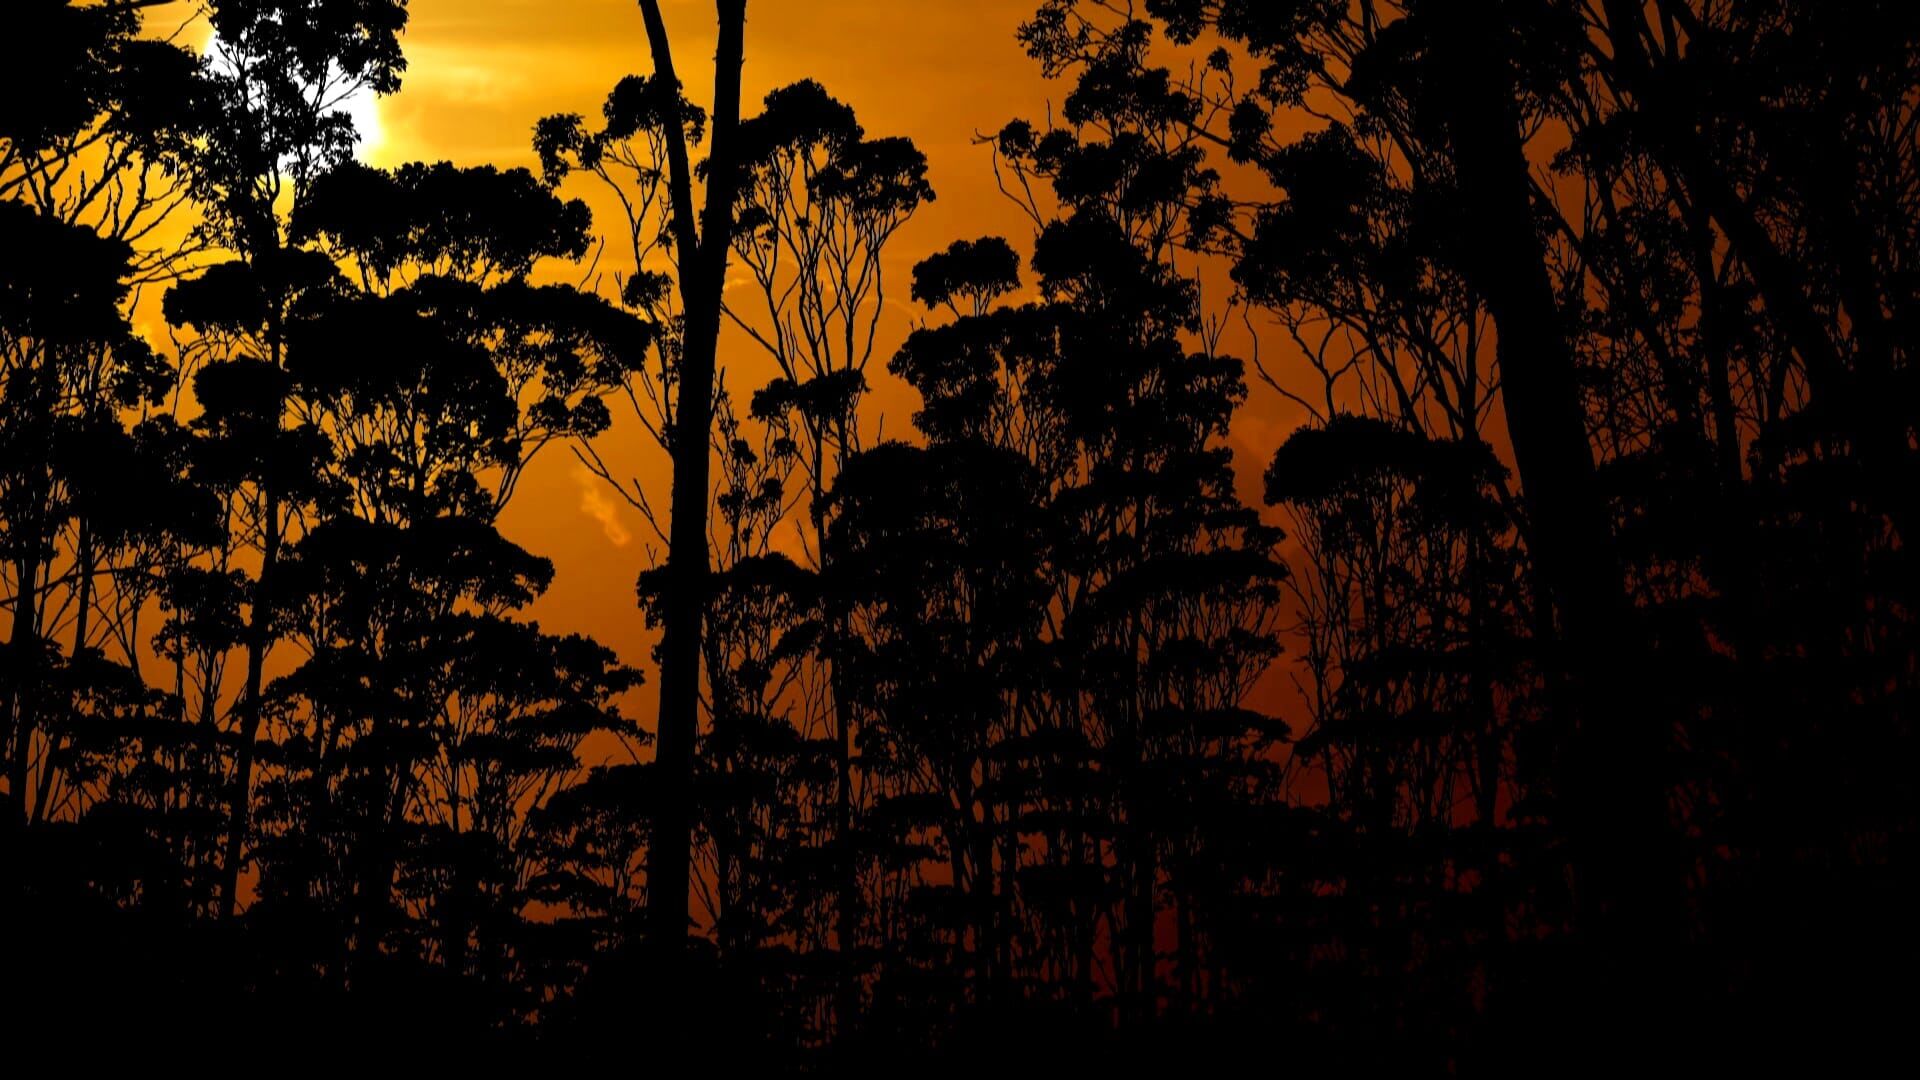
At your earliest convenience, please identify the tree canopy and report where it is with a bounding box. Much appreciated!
[4,0,1917,1071]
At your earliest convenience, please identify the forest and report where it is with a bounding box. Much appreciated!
[4,0,1917,1071]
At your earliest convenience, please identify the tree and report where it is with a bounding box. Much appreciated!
[2,6,227,1041]
[880,198,1287,1043]
[537,4,937,1033]
[1014,0,1920,1060]
[823,439,1049,1036]
[0,204,186,823]
[2,0,206,829]
[621,2,749,987]
[168,0,410,920]
[192,148,645,1025]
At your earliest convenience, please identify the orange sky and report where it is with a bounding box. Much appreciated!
[415,1,1075,705]
[140,0,1307,746]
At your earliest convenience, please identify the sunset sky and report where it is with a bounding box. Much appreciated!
[145,0,1306,745]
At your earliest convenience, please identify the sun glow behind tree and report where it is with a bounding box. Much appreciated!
[205,32,389,162]
[341,79,384,157]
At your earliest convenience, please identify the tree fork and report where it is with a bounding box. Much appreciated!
[637,0,750,1022]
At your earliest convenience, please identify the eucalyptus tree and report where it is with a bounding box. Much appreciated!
[182,152,642,1018]
[160,0,410,920]
[1,2,209,833]
[0,204,190,825]
[533,5,751,996]
[889,223,1286,1034]
[964,37,1293,1015]
[822,438,1049,1036]
[725,79,934,1030]
[534,7,941,1041]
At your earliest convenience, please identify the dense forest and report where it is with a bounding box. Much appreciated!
[4,0,1917,1070]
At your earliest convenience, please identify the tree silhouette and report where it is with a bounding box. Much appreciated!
[1,204,193,825]
[535,16,935,1041]
[177,147,643,1037]
[5,0,1919,1067]
[534,7,750,1012]
[728,77,934,1037]
[163,0,411,920]
[2,0,205,829]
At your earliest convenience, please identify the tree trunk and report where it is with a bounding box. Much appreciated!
[638,0,749,1017]
[809,459,863,1036]
[33,525,93,825]
[1426,0,1679,1000]
[7,554,43,825]
[218,483,281,919]
[1601,0,1916,543]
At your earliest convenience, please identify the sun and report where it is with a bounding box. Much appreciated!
[341,83,387,160]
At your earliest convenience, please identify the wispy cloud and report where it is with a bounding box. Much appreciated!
[575,465,632,548]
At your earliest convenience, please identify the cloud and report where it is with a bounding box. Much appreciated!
[574,465,633,548]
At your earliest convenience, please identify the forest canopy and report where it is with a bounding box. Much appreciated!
[3,0,1917,1072]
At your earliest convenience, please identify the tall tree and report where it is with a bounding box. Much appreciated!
[174,0,410,919]
[633,7,749,982]
[534,0,766,994]
[2,0,205,829]
[729,78,932,1034]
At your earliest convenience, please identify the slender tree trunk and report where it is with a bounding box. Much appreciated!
[219,485,280,920]
[810,454,863,1036]
[7,554,43,824]
[638,0,749,1014]
[1427,0,1679,998]
[217,215,293,918]
[1117,656,1156,1024]
[971,760,998,1008]
[32,526,94,824]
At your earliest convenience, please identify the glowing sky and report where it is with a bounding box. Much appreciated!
[143,0,1304,741]
[393,1,1075,690]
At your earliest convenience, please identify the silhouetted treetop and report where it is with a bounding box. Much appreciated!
[533,72,709,187]
[810,135,932,214]
[603,70,709,146]
[287,292,509,411]
[1031,216,1193,320]
[277,514,555,616]
[188,0,411,250]
[1264,415,1509,509]
[294,161,593,285]
[3,0,200,159]
[63,415,225,553]
[0,203,140,348]
[911,237,1023,315]
[1231,127,1405,298]
[826,440,1049,579]
[749,368,868,427]
[735,78,859,164]
[208,0,409,96]
[161,250,344,335]
[184,359,337,499]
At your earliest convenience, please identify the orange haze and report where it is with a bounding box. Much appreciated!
[142,0,1308,750]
